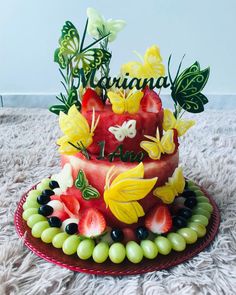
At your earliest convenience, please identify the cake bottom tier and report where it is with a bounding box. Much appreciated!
[61,152,179,228]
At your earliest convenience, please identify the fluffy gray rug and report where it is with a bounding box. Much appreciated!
[0,107,236,295]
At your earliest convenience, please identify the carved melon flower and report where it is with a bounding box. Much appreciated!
[87,7,126,42]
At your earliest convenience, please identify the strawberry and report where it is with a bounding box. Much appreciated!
[82,88,104,111]
[141,87,162,113]
[60,195,80,219]
[145,204,172,234]
[78,208,106,237]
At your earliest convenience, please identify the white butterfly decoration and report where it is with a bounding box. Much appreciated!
[51,163,73,196]
[108,120,137,142]
[87,7,126,42]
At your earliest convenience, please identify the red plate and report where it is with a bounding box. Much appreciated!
[14,184,220,276]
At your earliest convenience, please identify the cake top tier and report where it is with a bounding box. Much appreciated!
[49,7,210,163]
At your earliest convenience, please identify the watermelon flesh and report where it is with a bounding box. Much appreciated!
[82,105,163,155]
[61,151,179,229]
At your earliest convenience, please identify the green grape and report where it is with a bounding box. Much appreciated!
[196,196,210,204]
[186,180,196,187]
[154,236,172,255]
[77,239,95,260]
[23,201,40,210]
[126,241,143,264]
[188,222,207,238]
[52,232,70,249]
[140,240,158,259]
[27,214,47,228]
[62,235,81,255]
[177,228,198,244]
[22,208,38,221]
[109,243,126,264]
[196,203,213,213]
[189,214,209,226]
[41,227,61,243]
[192,208,211,219]
[92,242,109,263]
[194,190,205,197]
[99,231,114,246]
[25,199,39,208]
[27,190,42,203]
[32,221,50,238]
[167,233,186,252]
[36,179,51,191]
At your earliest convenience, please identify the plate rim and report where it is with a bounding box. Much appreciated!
[14,183,220,276]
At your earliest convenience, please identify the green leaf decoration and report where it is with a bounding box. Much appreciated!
[49,104,68,115]
[195,92,208,105]
[55,21,111,77]
[82,186,100,200]
[170,60,210,114]
[75,169,100,200]
[67,87,81,110]
[177,95,204,113]
[75,169,88,190]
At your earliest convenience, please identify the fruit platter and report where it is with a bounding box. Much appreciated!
[15,8,220,275]
[15,178,220,275]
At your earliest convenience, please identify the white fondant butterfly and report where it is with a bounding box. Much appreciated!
[108,120,137,142]
[51,163,73,196]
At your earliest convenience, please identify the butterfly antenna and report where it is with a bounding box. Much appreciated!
[105,166,115,189]
[91,108,100,134]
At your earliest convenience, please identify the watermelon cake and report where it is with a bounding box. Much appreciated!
[21,8,213,265]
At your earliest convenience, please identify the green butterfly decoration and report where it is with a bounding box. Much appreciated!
[75,169,100,200]
[168,57,210,114]
[49,86,81,115]
[54,21,111,78]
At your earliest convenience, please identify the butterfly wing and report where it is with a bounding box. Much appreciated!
[143,45,165,78]
[161,130,175,154]
[108,126,125,142]
[82,185,100,200]
[140,140,162,160]
[87,7,104,39]
[104,175,157,224]
[168,167,185,195]
[55,21,80,69]
[163,109,176,131]
[111,162,144,185]
[108,199,144,224]
[75,169,88,191]
[58,105,93,150]
[175,119,195,136]
[126,90,143,114]
[73,49,111,77]
[107,92,125,114]
[106,19,126,42]
[153,184,176,204]
[123,120,137,139]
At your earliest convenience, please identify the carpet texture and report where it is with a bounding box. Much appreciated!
[0,108,236,295]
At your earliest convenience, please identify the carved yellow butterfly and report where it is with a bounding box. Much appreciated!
[140,128,175,160]
[121,45,165,78]
[57,105,100,155]
[153,167,185,204]
[163,109,195,137]
[104,163,157,224]
[107,88,143,114]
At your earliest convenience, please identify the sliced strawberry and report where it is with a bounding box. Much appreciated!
[145,204,172,234]
[141,87,162,113]
[78,208,106,237]
[60,195,80,219]
[82,88,104,111]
